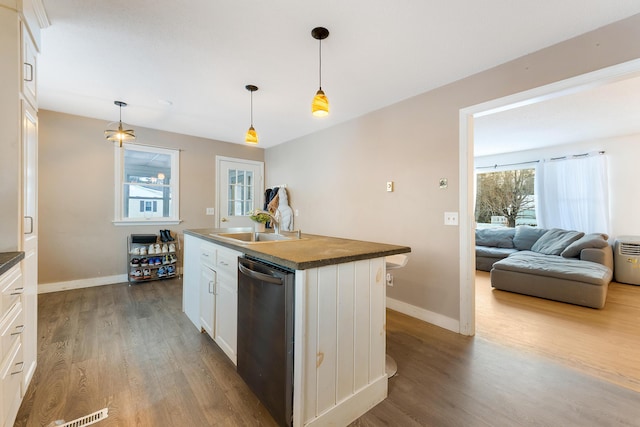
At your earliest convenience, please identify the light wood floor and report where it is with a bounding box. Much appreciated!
[475,271,640,393]
[15,279,640,426]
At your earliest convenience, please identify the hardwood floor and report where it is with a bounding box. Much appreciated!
[16,278,640,426]
[475,271,640,393]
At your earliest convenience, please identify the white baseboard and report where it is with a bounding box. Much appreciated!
[386,297,460,333]
[38,274,128,294]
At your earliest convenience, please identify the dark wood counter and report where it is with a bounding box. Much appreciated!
[0,251,24,276]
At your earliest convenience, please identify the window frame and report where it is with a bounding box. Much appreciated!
[113,143,181,225]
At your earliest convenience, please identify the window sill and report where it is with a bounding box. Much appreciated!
[113,219,182,226]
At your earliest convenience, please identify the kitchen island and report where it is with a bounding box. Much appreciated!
[182,228,410,427]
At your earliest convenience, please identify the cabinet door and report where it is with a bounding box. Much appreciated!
[199,265,216,339]
[214,270,237,365]
[182,235,201,329]
[21,24,37,109]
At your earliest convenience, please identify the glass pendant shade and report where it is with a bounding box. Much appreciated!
[105,101,135,147]
[245,125,258,144]
[311,89,329,117]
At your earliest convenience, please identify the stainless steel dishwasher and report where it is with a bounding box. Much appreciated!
[237,256,295,427]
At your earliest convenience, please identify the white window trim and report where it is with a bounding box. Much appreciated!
[113,143,182,226]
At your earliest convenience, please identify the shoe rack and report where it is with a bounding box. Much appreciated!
[127,231,181,284]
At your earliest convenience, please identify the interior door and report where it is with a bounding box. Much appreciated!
[216,157,264,228]
[21,101,38,389]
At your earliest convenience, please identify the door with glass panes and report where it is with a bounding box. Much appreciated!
[216,157,264,228]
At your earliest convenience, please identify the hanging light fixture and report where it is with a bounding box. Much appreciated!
[104,100,136,147]
[311,27,330,117]
[245,84,259,144]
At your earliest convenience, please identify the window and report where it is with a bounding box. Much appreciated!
[114,144,180,224]
[475,167,536,228]
[227,168,254,216]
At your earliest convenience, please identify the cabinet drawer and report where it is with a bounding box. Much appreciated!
[1,267,23,316]
[200,245,216,268]
[1,340,24,426]
[0,303,23,362]
[216,248,240,276]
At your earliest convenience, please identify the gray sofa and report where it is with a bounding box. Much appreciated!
[476,226,613,308]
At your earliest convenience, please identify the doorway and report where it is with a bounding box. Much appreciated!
[458,58,640,336]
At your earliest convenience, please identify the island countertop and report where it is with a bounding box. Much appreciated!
[0,251,24,276]
[184,228,410,270]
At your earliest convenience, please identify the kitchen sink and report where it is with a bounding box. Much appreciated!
[213,231,297,243]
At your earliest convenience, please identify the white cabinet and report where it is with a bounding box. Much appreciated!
[183,235,240,364]
[21,23,37,109]
[0,265,25,427]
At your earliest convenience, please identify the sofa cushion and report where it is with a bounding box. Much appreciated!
[476,246,519,258]
[530,228,584,256]
[513,226,547,251]
[475,228,515,248]
[561,233,609,258]
[492,251,612,286]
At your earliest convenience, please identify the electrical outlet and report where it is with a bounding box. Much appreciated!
[386,181,394,192]
[386,273,394,286]
[444,211,458,226]
[206,208,215,215]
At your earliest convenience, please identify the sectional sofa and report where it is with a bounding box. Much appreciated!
[475,226,613,308]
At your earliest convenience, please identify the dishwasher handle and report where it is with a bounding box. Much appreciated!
[239,262,284,285]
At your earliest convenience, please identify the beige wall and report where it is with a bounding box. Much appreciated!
[265,14,640,323]
[38,110,264,284]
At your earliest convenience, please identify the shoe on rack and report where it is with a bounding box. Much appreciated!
[170,254,177,264]
[169,243,176,253]
[133,269,142,280]
[140,257,149,267]
[157,266,167,277]
[143,268,151,279]
[140,247,147,255]
[154,243,161,253]
[130,258,140,267]
[167,265,176,276]
[162,243,168,253]
[148,244,155,255]
[131,247,141,255]
[164,230,175,241]
[155,257,162,266]
[162,255,170,265]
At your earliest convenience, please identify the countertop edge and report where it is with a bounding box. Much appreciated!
[0,251,25,276]
[184,229,411,270]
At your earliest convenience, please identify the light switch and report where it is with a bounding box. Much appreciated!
[206,208,215,215]
[444,212,458,226]
[386,181,394,192]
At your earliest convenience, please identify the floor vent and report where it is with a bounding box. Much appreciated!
[47,408,109,427]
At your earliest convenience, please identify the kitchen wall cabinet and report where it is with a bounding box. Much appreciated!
[183,235,240,365]
[0,1,43,425]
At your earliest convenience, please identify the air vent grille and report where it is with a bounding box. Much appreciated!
[48,408,108,427]
[620,243,640,256]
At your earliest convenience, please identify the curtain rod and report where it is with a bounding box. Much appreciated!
[475,160,539,170]
[476,150,606,170]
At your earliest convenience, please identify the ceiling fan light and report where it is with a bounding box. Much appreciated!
[245,125,258,144]
[311,89,329,117]
[105,101,135,147]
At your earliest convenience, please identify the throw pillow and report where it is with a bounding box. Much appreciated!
[561,233,609,258]
[530,228,585,256]
[513,226,548,251]
[475,228,515,248]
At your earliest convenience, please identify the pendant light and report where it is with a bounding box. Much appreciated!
[245,84,259,144]
[311,27,330,117]
[104,100,136,147]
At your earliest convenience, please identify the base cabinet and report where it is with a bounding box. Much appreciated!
[183,235,240,365]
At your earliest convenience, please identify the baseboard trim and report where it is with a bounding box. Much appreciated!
[38,274,128,294]
[386,297,460,333]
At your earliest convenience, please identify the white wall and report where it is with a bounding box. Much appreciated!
[475,133,640,239]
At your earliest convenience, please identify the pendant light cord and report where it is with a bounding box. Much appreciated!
[318,38,322,90]
[250,90,254,126]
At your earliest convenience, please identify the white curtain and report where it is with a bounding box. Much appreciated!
[535,154,609,234]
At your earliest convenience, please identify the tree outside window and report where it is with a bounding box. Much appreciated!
[476,168,536,227]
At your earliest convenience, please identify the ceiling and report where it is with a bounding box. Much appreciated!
[38,1,640,148]
[474,74,640,157]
